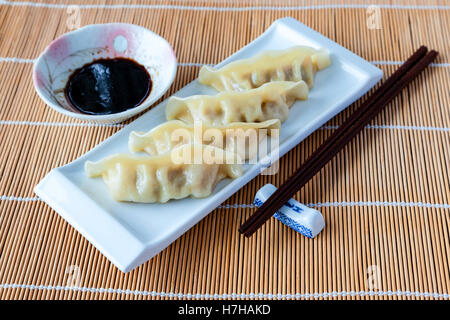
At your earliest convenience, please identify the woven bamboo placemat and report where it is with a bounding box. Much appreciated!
[0,0,448,300]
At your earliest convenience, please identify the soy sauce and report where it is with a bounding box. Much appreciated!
[65,58,152,115]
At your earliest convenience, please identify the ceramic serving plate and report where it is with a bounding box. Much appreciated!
[35,18,382,272]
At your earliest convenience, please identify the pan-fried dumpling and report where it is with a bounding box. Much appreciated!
[85,144,242,203]
[129,119,281,160]
[166,81,308,126]
[199,46,330,91]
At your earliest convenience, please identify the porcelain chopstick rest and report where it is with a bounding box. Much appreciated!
[253,184,325,238]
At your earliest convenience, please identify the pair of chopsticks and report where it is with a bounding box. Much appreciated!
[239,46,438,237]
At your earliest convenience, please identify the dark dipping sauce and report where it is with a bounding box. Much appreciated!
[65,58,152,115]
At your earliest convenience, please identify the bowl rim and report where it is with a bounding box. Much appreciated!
[33,23,178,123]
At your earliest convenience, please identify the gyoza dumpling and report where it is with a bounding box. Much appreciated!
[166,81,308,126]
[199,46,330,91]
[129,119,281,160]
[85,144,242,203]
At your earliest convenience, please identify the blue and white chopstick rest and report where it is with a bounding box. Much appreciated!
[254,184,325,238]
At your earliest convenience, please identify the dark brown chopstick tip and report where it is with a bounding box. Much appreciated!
[239,225,252,237]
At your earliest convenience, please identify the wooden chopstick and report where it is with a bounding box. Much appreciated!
[239,46,428,232]
[239,47,438,237]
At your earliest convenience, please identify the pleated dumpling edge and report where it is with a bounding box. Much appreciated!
[198,46,331,91]
[166,81,308,125]
[85,144,243,203]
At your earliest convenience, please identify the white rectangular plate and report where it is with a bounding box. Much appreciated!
[35,18,383,272]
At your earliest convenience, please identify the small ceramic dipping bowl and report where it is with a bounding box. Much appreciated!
[33,23,177,124]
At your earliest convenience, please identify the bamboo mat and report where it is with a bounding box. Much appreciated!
[0,0,449,300]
